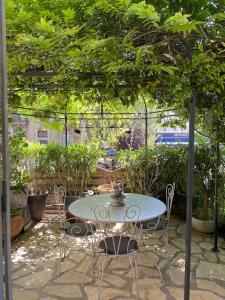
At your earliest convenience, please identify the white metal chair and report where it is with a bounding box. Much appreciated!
[139,183,175,252]
[58,217,97,274]
[93,204,142,300]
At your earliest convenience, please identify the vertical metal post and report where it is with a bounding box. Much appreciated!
[0,0,12,299]
[65,113,68,147]
[212,135,220,252]
[0,185,4,300]
[184,92,196,300]
[142,96,148,148]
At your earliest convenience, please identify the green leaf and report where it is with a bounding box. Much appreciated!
[62,7,75,22]
[164,12,201,33]
[126,1,160,26]
[35,17,55,33]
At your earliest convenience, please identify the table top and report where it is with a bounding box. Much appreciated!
[68,193,166,223]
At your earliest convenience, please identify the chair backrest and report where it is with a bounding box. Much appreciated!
[54,185,66,205]
[94,204,141,256]
[166,183,175,221]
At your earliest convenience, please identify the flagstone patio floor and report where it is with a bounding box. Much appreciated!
[12,216,225,300]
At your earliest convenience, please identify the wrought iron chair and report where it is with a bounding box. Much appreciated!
[93,204,142,300]
[139,183,175,252]
[58,217,96,274]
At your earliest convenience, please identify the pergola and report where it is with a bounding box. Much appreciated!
[1,1,224,299]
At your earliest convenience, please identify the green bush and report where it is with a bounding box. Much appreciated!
[119,145,188,196]
[26,142,100,195]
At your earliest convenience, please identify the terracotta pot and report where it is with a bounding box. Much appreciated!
[192,216,214,233]
[28,191,48,221]
[10,215,24,240]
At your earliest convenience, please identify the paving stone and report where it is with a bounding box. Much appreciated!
[12,262,24,272]
[58,259,77,273]
[76,255,94,272]
[142,237,164,247]
[108,257,130,269]
[199,242,214,251]
[197,279,225,298]
[158,258,168,270]
[166,266,187,285]
[171,237,202,253]
[40,298,58,300]
[67,252,85,264]
[54,270,92,285]
[43,285,82,298]
[14,269,54,289]
[12,265,35,280]
[168,287,224,300]
[196,261,225,281]
[103,273,128,287]
[192,230,204,242]
[137,252,159,268]
[219,255,225,263]
[84,285,130,300]
[13,288,39,300]
[35,258,56,269]
[127,266,160,278]
[132,278,165,300]
[158,243,179,259]
[177,223,186,234]
[171,253,199,270]
[203,251,218,263]
[167,230,178,239]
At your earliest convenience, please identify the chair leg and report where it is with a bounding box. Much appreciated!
[163,229,168,254]
[82,256,98,287]
[97,255,106,300]
[155,262,164,283]
[132,254,139,299]
[129,255,139,299]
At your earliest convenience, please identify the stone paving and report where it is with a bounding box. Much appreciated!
[11,216,225,300]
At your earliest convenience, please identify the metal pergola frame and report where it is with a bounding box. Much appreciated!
[0,1,221,299]
[0,0,12,299]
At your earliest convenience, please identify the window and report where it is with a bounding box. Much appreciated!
[37,129,48,145]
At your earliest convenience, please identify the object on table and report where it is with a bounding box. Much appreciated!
[97,183,115,194]
[110,183,125,207]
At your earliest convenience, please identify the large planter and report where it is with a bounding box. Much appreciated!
[28,191,48,221]
[10,215,24,240]
[10,189,28,209]
[175,192,186,219]
[192,216,214,233]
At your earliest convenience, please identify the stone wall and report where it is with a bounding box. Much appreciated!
[29,167,126,195]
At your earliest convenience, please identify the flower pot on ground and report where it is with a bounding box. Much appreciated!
[10,189,28,209]
[28,191,48,221]
[10,214,24,240]
[3,209,24,240]
[192,216,214,233]
[9,134,31,210]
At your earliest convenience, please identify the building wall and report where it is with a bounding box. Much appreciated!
[10,115,83,145]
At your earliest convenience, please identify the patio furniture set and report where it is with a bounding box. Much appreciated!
[50,183,175,299]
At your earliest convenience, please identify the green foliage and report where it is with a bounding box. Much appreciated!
[164,12,201,32]
[119,145,188,195]
[9,133,31,192]
[126,1,160,27]
[27,142,100,195]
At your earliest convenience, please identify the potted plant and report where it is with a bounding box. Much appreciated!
[9,134,30,210]
[9,208,24,240]
[192,142,215,233]
[28,189,49,221]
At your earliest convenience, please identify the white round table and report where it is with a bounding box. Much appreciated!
[68,193,166,223]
